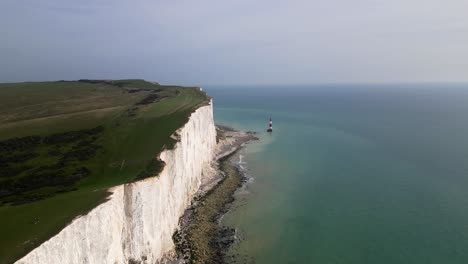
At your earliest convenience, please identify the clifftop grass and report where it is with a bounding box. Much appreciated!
[0,79,210,264]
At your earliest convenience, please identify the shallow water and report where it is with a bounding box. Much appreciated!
[206,84,468,264]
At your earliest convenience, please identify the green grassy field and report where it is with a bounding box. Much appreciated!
[0,79,209,264]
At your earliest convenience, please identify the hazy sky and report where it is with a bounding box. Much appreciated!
[1,0,468,85]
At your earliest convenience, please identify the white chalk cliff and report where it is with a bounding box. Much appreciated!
[16,102,217,264]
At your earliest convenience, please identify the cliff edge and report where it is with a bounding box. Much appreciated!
[15,102,217,264]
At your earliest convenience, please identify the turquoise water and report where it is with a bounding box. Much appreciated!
[206,84,468,264]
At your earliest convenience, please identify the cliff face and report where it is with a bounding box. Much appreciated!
[15,102,217,264]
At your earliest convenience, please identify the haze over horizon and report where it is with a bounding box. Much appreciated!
[1,0,468,85]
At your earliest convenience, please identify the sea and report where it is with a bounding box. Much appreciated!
[206,84,468,264]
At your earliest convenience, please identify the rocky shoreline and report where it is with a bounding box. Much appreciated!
[172,126,257,264]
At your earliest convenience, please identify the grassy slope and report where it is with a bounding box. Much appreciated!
[0,80,209,264]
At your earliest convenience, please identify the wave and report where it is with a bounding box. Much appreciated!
[232,152,255,197]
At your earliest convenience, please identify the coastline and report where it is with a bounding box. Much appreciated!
[172,125,257,263]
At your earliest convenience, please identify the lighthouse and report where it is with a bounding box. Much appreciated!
[267,116,273,132]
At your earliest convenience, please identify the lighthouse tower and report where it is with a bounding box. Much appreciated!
[267,116,273,132]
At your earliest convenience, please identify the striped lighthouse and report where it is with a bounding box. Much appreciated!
[267,116,273,132]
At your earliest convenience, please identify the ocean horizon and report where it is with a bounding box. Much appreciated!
[207,84,468,264]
